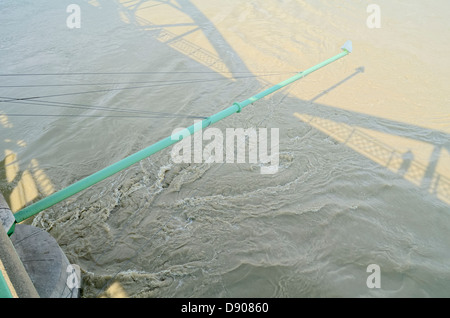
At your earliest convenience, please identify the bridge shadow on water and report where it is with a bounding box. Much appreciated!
[108,0,450,208]
[293,66,450,206]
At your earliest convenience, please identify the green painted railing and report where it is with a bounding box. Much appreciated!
[11,41,352,232]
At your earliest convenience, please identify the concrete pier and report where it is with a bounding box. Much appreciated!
[1,193,79,298]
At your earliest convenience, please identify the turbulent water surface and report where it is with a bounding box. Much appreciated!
[1,0,450,297]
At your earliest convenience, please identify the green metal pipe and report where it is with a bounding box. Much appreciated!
[12,42,352,228]
[0,271,13,298]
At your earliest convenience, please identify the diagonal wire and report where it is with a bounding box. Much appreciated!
[0,73,295,103]
[0,71,295,77]
[1,99,207,119]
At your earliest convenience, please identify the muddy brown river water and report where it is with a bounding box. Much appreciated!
[1,0,450,297]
